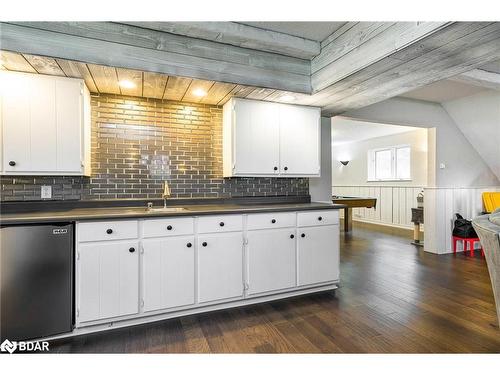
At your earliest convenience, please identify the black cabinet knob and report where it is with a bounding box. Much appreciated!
[186,243,192,248]
[8,161,16,166]
[318,216,323,221]
[106,229,113,234]
[301,233,305,238]
[167,225,173,230]
[129,247,135,253]
[273,166,278,171]
[219,222,225,227]
[284,166,288,171]
[202,242,207,247]
[271,219,276,224]
[290,234,295,239]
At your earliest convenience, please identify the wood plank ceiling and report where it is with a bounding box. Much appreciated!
[0,50,308,106]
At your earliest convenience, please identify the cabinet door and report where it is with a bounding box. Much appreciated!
[56,79,82,172]
[142,236,195,312]
[30,77,57,171]
[197,232,243,303]
[233,99,280,176]
[78,241,139,323]
[2,72,31,172]
[279,105,320,176]
[247,228,296,296]
[297,225,339,286]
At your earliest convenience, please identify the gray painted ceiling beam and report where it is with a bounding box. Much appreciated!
[311,21,451,92]
[121,21,320,60]
[0,22,311,94]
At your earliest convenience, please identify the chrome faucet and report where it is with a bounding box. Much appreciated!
[162,181,171,208]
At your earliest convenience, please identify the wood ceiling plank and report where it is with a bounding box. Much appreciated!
[116,67,143,97]
[181,79,214,103]
[87,63,120,94]
[201,82,236,105]
[245,88,275,100]
[143,71,168,99]
[311,22,450,92]
[56,59,98,92]
[217,85,255,105]
[0,50,36,73]
[313,22,395,73]
[322,34,500,115]
[319,23,500,115]
[23,54,65,76]
[124,21,320,60]
[163,76,192,101]
[263,90,312,104]
[5,22,310,93]
[305,23,497,109]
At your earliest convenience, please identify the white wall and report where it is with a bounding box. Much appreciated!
[332,128,428,187]
[309,117,333,202]
[344,96,500,254]
[344,97,500,187]
[442,90,500,181]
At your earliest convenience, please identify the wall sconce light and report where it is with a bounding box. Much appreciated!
[340,160,349,166]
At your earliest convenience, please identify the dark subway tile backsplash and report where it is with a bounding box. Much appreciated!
[0,94,309,202]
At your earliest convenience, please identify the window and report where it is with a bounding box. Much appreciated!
[367,145,411,181]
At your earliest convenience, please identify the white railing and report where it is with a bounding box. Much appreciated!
[332,185,424,229]
[424,186,500,254]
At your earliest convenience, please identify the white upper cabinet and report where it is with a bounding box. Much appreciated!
[279,104,321,176]
[223,98,320,177]
[0,71,91,176]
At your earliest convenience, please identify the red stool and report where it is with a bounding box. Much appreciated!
[452,236,484,257]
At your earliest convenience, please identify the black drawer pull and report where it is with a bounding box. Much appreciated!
[129,247,135,253]
[284,166,288,171]
[8,161,16,166]
[290,234,295,239]
[318,216,323,221]
[301,233,306,238]
[273,166,278,171]
[186,243,192,248]
[202,242,207,247]
[271,219,276,224]
[106,229,113,234]
[219,222,225,227]
[167,225,173,230]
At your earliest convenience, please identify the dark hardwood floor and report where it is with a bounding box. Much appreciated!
[50,222,500,353]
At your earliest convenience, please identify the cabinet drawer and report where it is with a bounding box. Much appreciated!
[143,217,194,238]
[247,212,296,230]
[297,210,339,227]
[78,220,138,242]
[197,215,243,234]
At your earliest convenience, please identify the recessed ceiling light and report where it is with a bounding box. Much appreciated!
[193,88,207,97]
[280,94,295,102]
[118,80,136,89]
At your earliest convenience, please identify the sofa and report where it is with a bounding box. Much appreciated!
[472,209,500,326]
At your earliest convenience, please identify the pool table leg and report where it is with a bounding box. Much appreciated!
[344,207,352,232]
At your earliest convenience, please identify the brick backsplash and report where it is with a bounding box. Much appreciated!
[0,94,309,201]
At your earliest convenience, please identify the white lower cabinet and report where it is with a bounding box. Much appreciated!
[197,232,244,304]
[78,240,139,323]
[142,236,195,312]
[246,228,296,295]
[75,209,339,329]
[297,225,339,286]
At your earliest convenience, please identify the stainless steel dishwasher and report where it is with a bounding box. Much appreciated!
[1,223,74,341]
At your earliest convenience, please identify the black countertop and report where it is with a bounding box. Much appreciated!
[0,197,345,225]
